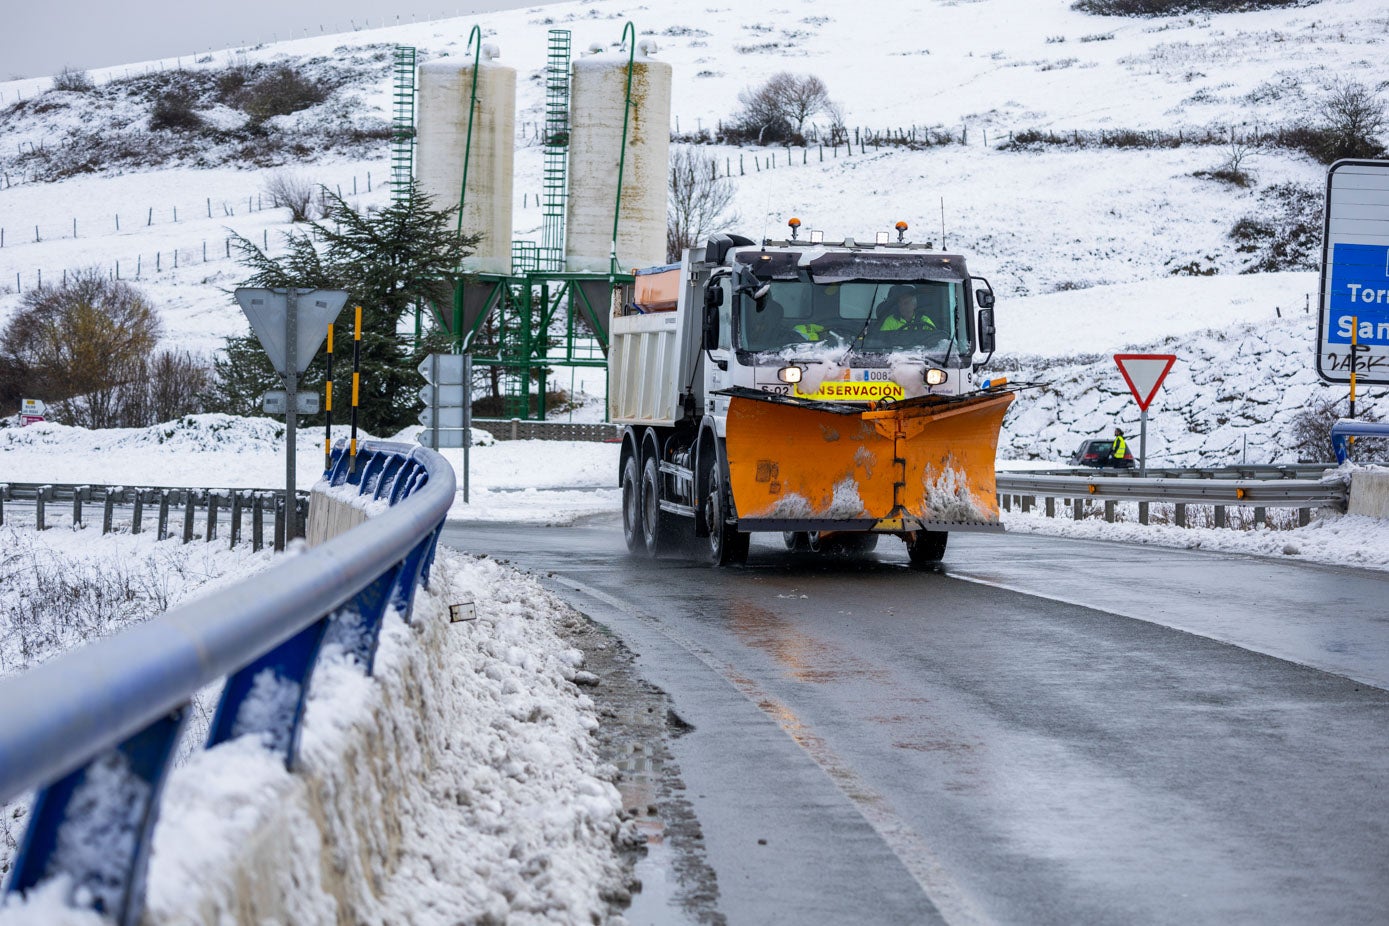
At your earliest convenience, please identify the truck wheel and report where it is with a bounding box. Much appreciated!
[705,456,749,566]
[641,455,678,557]
[783,531,811,552]
[905,530,947,567]
[621,455,645,554]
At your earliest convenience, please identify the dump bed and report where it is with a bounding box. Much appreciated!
[608,255,705,426]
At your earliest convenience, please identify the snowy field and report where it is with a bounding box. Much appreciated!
[3,0,1389,919]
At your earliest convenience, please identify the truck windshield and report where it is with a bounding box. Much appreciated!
[738,280,969,357]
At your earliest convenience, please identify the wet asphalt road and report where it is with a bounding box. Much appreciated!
[440,519,1389,926]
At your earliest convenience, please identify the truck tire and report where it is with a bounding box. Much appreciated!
[621,455,645,554]
[641,455,679,557]
[783,531,811,552]
[905,530,948,567]
[705,455,749,566]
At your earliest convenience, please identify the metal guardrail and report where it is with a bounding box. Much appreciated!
[995,464,1346,528]
[0,482,309,551]
[0,440,455,925]
[471,417,622,442]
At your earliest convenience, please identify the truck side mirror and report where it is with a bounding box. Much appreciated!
[975,289,995,309]
[703,286,722,350]
[977,308,996,354]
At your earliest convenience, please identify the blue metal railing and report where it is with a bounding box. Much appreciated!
[1331,418,1389,464]
[0,440,455,925]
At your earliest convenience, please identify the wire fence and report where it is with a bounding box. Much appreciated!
[5,230,287,293]
[0,171,378,246]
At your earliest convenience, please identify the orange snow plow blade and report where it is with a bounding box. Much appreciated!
[723,389,1014,531]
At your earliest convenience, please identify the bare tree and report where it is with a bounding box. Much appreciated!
[667,146,740,262]
[732,72,837,144]
[1319,78,1387,161]
[0,269,161,428]
[265,171,319,222]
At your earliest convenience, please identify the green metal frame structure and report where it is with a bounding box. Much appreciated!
[390,47,417,205]
[445,271,617,419]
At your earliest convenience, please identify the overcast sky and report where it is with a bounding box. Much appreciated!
[2,0,554,81]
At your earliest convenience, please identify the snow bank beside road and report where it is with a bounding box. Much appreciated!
[1,550,630,926]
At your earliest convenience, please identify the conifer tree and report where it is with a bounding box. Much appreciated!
[218,180,477,434]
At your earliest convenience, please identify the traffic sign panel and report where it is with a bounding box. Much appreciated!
[418,406,469,429]
[20,398,45,416]
[419,384,469,406]
[235,287,348,376]
[1114,354,1176,411]
[418,353,468,385]
[417,428,471,449]
[1318,159,1389,385]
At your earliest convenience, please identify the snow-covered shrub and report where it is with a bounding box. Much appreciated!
[1288,395,1387,464]
[148,89,205,132]
[1229,182,1321,273]
[50,67,95,93]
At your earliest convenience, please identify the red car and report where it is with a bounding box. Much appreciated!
[1069,438,1135,469]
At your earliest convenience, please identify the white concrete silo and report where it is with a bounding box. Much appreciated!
[565,40,671,274]
[415,47,515,274]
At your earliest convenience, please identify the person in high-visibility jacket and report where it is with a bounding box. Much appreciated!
[877,285,936,333]
[1111,428,1128,461]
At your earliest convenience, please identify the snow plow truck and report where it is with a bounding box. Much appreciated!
[609,225,1016,566]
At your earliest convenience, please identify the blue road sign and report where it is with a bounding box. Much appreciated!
[1328,243,1389,346]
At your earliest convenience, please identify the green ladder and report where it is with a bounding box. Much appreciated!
[541,30,571,271]
[390,46,417,204]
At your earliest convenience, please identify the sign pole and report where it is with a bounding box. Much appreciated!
[285,289,299,540]
[1139,409,1148,477]
[1350,314,1359,419]
[324,323,334,472]
[462,353,472,504]
[430,352,441,460]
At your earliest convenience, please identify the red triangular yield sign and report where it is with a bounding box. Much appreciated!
[1114,353,1176,411]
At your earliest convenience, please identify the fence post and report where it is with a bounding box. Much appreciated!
[132,489,144,534]
[1073,498,1085,521]
[1214,505,1226,529]
[1045,497,1055,518]
[183,491,197,542]
[230,492,243,549]
[1104,500,1115,523]
[1175,503,1186,528]
[158,490,171,540]
[252,494,265,552]
[36,486,51,531]
[72,486,85,527]
[206,491,219,541]
[1138,501,1149,525]
[274,495,286,552]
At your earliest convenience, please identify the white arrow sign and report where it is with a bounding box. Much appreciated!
[1114,354,1176,412]
[418,406,469,429]
[417,428,471,449]
[418,353,468,385]
[419,384,469,406]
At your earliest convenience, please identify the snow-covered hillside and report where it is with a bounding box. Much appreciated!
[2,0,1384,464]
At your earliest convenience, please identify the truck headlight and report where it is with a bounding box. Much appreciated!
[924,368,948,386]
[778,365,803,384]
